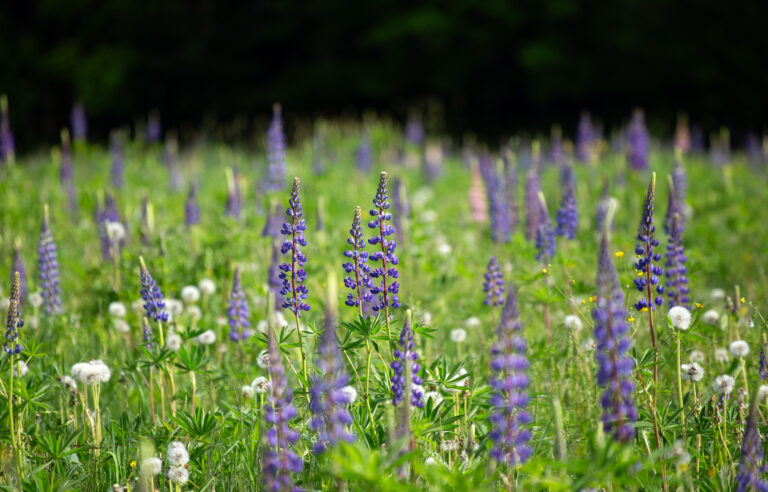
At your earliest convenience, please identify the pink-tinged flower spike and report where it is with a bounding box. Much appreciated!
[468,160,489,223]
[4,272,24,354]
[0,94,15,165]
[38,206,62,315]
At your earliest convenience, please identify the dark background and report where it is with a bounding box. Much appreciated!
[1,0,766,147]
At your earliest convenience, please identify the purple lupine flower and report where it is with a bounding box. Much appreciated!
[312,131,325,175]
[504,152,520,233]
[745,133,762,166]
[356,133,372,173]
[759,333,768,381]
[262,200,283,238]
[227,266,251,342]
[11,245,28,304]
[37,208,62,315]
[70,102,87,142]
[392,177,409,245]
[309,311,356,453]
[479,153,510,243]
[671,153,687,229]
[279,177,310,316]
[626,109,650,171]
[555,164,578,239]
[139,258,169,323]
[593,233,637,442]
[665,208,689,308]
[483,256,505,307]
[146,111,162,143]
[266,103,287,192]
[4,272,23,354]
[576,111,594,163]
[391,315,423,408]
[268,242,284,310]
[343,206,374,311]
[263,328,303,491]
[110,132,124,189]
[735,394,768,492]
[141,317,154,350]
[185,184,200,226]
[0,94,15,164]
[523,168,541,242]
[550,126,565,165]
[404,115,425,146]
[535,193,556,262]
[595,180,613,232]
[163,137,182,191]
[225,168,241,220]
[489,285,532,466]
[368,172,400,314]
[633,174,665,311]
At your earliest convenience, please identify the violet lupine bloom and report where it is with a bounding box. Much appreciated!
[263,329,303,491]
[11,246,28,303]
[268,241,284,309]
[633,174,665,311]
[523,168,542,241]
[392,178,409,245]
[761,333,768,381]
[309,312,355,453]
[391,315,423,408]
[479,153,510,243]
[489,285,532,467]
[626,109,650,171]
[70,102,87,142]
[0,94,15,164]
[227,266,251,342]
[225,168,241,220]
[185,184,200,226]
[483,256,505,307]
[266,103,287,192]
[671,152,687,228]
[139,258,169,323]
[595,180,613,232]
[4,272,23,354]
[279,177,310,316]
[593,233,637,442]
[262,200,283,238]
[404,115,425,146]
[356,133,372,173]
[343,206,374,310]
[550,126,565,165]
[735,395,768,492]
[368,172,400,314]
[555,165,578,239]
[576,111,594,163]
[535,193,556,262]
[110,132,124,189]
[38,209,62,315]
[665,211,689,308]
[504,152,520,233]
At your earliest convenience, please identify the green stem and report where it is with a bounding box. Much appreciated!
[676,335,686,433]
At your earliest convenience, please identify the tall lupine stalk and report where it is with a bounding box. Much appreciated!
[309,301,355,453]
[523,153,542,241]
[576,111,594,163]
[70,102,87,142]
[627,109,650,171]
[504,151,519,233]
[593,233,638,442]
[368,171,400,353]
[0,94,15,165]
[38,206,62,315]
[356,133,372,173]
[672,149,687,228]
[468,160,489,223]
[489,285,532,472]
[392,178,409,245]
[391,311,424,409]
[224,167,241,220]
[263,199,283,238]
[185,184,200,227]
[5,272,24,481]
[489,158,511,243]
[665,210,690,308]
[595,180,613,233]
[555,164,578,239]
[60,129,78,217]
[266,103,287,192]
[268,242,284,310]
[343,206,373,314]
[405,115,425,147]
[483,256,505,307]
[263,326,303,491]
[736,388,768,491]
[535,192,556,263]
[110,131,124,189]
[11,244,27,304]
[279,177,310,384]
[227,266,251,342]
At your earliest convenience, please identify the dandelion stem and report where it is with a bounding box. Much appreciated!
[676,335,686,433]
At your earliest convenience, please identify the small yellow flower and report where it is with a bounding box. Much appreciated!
[541,268,548,274]
[637,272,644,277]
[589,296,597,303]
[627,317,635,323]
[130,460,136,468]
[581,300,587,305]
[641,307,649,312]
[695,302,703,309]
[740,297,746,304]
[615,251,624,258]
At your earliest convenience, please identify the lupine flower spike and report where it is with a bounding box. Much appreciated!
[279,177,310,316]
[504,151,520,233]
[524,155,542,241]
[483,256,505,307]
[633,173,664,312]
[110,131,124,189]
[489,285,532,467]
[593,232,638,442]
[735,388,768,492]
[0,94,15,165]
[227,266,251,342]
[391,311,424,408]
[485,157,511,243]
[535,192,556,262]
[665,204,689,308]
[262,327,303,491]
[343,206,373,313]
[555,164,578,239]
[71,102,87,142]
[38,205,62,315]
[185,184,200,227]
[576,111,594,163]
[627,108,650,170]
[11,244,28,303]
[266,103,287,192]
[368,171,400,320]
[4,272,24,354]
[139,257,169,324]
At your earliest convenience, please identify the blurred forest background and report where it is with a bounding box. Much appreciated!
[1,0,766,146]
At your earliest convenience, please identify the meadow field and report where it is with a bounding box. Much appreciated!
[1,106,768,491]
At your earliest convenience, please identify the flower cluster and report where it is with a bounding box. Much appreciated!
[626,109,650,170]
[593,234,637,442]
[665,206,689,308]
[391,315,424,408]
[555,164,578,239]
[489,286,532,466]
[38,209,62,315]
[524,168,542,241]
[356,133,372,173]
[343,206,373,310]
[309,313,356,453]
[4,272,24,354]
[185,184,201,226]
[139,258,169,323]
[227,266,252,341]
[368,172,400,313]
[110,132,124,189]
[279,177,310,316]
[71,102,88,142]
[633,173,664,311]
[736,396,768,492]
[576,111,594,163]
[166,441,190,485]
[479,153,511,243]
[266,103,287,191]
[263,330,303,491]
[483,256,505,307]
[535,193,556,262]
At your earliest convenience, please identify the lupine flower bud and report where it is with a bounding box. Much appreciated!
[4,272,24,354]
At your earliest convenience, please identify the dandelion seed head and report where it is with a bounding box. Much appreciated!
[195,329,216,345]
[668,306,691,330]
[108,302,127,318]
[181,286,201,304]
[450,328,467,343]
[564,315,583,332]
[166,441,189,467]
[198,278,216,295]
[713,374,735,395]
[702,309,720,325]
[730,340,750,358]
